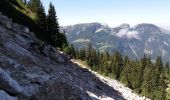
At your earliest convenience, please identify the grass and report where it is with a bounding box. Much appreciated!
[71,59,90,68]
[167,83,170,100]
[0,0,48,42]
[167,89,170,100]
[12,0,37,20]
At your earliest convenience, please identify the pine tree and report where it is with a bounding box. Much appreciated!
[28,0,41,13]
[165,62,170,76]
[47,2,60,47]
[46,2,67,48]
[155,56,163,73]
[141,66,153,98]
[86,43,94,66]
[120,58,132,88]
[36,1,46,31]
[70,44,76,58]
[111,52,123,79]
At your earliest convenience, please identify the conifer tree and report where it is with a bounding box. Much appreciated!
[47,2,60,46]
[165,62,169,76]
[141,66,153,98]
[70,44,76,58]
[28,0,41,13]
[111,51,123,79]
[36,1,46,31]
[47,2,68,47]
[86,43,94,66]
[72,45,167,100]
[155,56,163,73]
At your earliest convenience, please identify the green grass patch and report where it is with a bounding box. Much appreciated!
[167,89,170,100]
[72,59,90,68]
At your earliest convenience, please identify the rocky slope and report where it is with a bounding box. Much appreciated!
[0,12,129,100]
[63,23,170,62]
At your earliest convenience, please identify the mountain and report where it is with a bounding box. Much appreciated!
[63,22,170,62]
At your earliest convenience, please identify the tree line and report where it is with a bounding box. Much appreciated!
[65,44,170,100]
[21,0,68,48]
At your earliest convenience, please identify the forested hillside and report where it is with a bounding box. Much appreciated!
[65,44,170,100]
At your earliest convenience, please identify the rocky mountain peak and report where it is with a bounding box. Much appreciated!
[134,23,161,33]
[119,23,130,29]
[64,22,170,62]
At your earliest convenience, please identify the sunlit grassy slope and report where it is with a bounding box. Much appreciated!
[12,0,36,20]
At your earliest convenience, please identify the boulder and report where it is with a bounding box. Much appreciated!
[5,20,12,29]
[23,27,30,33]
[42,45,68,63]
[0,90,17,100]
[0,13,12,29]
[25,73,51,84]
[0,68,23,95]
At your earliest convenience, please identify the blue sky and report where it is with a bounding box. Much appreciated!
[41,0,170,27]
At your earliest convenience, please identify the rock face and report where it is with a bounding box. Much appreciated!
[0,90,17,100]
[0,12,126,99]
[63,22,170,62]
[0,68,23,95]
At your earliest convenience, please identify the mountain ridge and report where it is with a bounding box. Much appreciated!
[63,22,170,62]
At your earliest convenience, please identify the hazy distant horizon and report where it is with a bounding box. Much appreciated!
[41,0,170,27]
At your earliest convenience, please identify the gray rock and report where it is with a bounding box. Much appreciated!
[43,45,67,63]
[0,14,12,29]
[5,21,12,29]
[0,90,17,100]
[0,68,23,95]
[25,73,51,84]
[23,27,30,33]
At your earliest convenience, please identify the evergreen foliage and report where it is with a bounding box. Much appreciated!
[68,44,168,100]
[35,0,46,32]
[8,0,68,48]
[46,2,68,48]
[28,0,41,13]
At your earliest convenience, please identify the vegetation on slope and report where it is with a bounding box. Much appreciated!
[65,44,170,100]
[0,0,68,49]
[167,87,170,99]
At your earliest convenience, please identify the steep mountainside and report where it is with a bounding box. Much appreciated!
[63,23,170,62]
[0,12,129,100]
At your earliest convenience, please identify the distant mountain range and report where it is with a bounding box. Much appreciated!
[62,22,170,62]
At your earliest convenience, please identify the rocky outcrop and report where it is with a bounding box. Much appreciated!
[0,90,17,100]
[0,12,126,100]
[0,68,23,95]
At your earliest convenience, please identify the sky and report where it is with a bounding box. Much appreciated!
[41,0,170,27]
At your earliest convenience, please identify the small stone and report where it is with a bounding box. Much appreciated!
[5,21,12,29]
[23,27,30,33]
